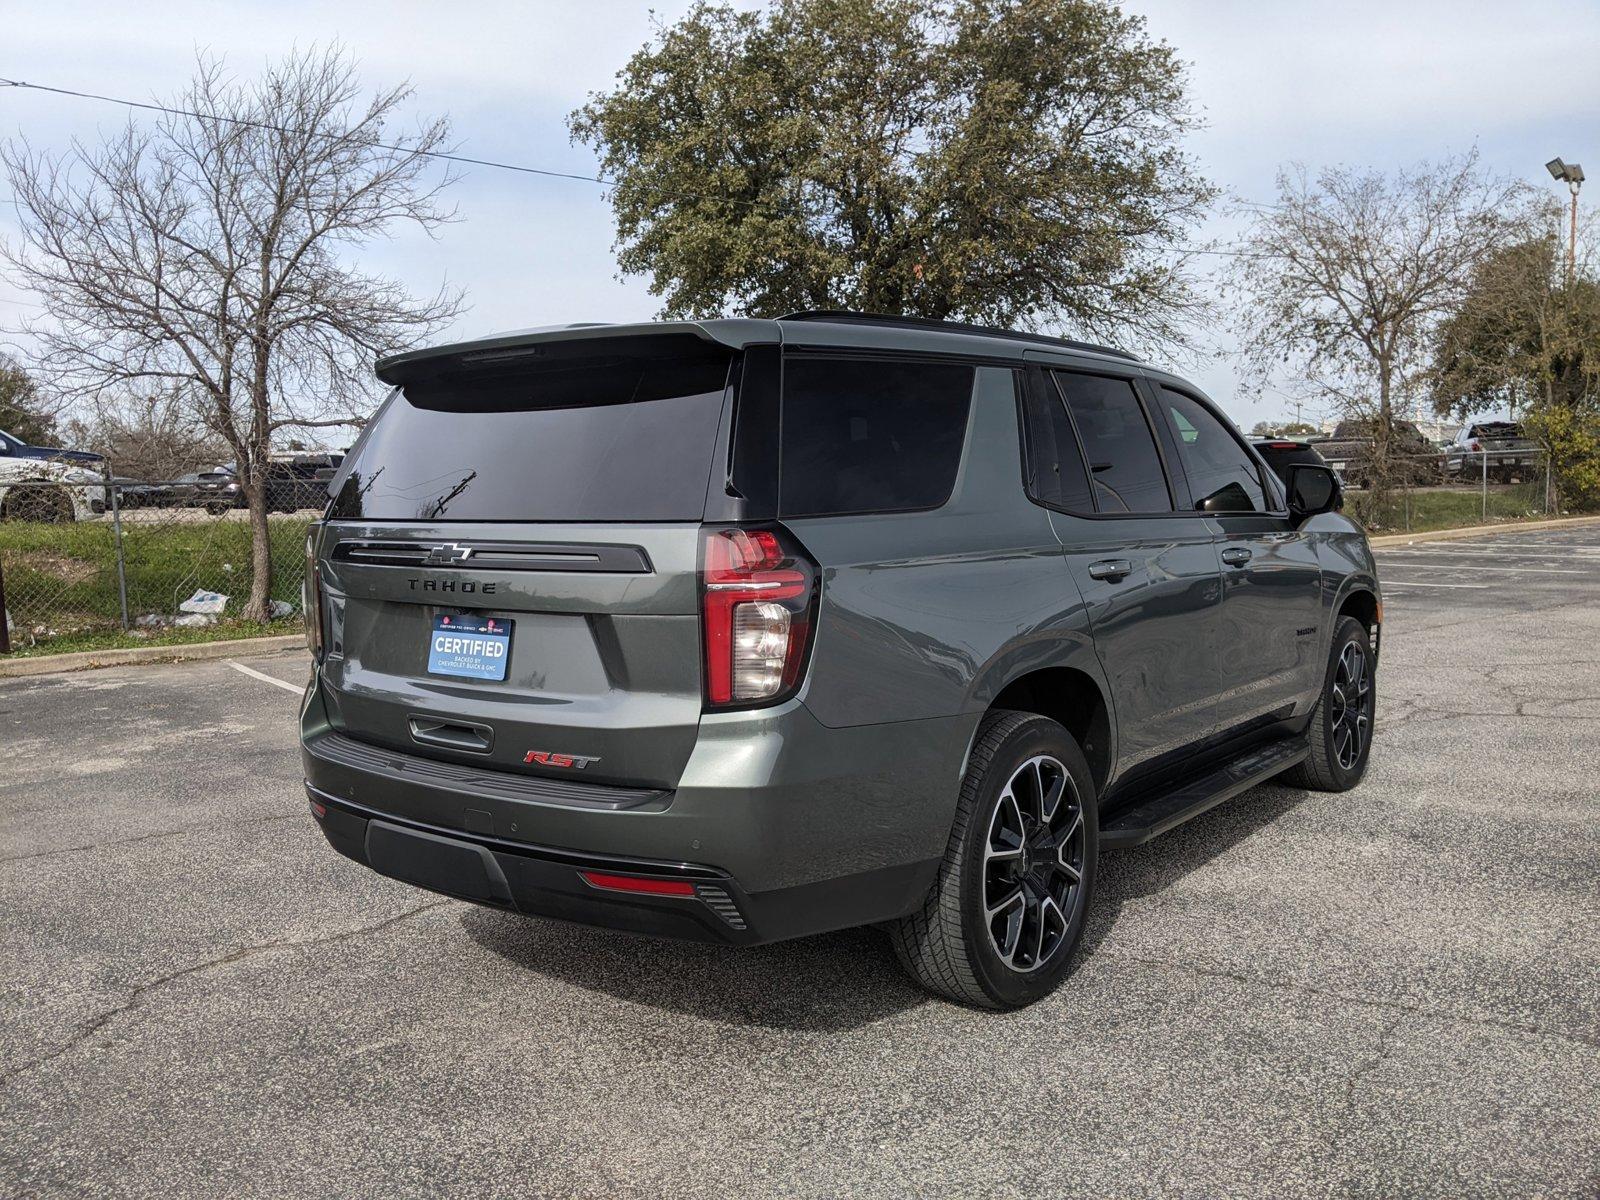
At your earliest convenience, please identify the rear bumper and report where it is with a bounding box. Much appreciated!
[308,785,936,946]
[301,672,971,945]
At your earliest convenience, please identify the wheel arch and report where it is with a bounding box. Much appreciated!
[974,663,1114,796]
[1334,581,1381,659]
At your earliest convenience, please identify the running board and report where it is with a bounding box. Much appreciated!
[1099,738,1310,850]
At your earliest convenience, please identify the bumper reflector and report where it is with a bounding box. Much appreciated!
[309,798,327,820]
[580,871,697,897]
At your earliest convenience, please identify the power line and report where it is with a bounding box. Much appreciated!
[0,72,1279,264]
[0,76,615,187]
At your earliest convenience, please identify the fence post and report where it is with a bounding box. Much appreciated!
[0,555,10,654]
[1481,448,1488,522]
[1545,453,1553,516]
[107,467,131,630]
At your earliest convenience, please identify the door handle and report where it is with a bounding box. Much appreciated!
[1087,559,1133,582]
[1221,547,1253,566]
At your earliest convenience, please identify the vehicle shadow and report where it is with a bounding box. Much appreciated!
[461,782,1304,1030]
[459,904,927,1033]
[1080,783,1307,958]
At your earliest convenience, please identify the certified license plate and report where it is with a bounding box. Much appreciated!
[1500,457,1515,466]
[427,614,512,681]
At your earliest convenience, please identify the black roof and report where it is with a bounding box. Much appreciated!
[778,311,1140,362]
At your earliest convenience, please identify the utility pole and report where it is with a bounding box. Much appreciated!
[1546,158,1585,288]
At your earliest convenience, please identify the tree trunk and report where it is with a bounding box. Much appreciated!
[245,475,273,623]
[1370,353,1395,513]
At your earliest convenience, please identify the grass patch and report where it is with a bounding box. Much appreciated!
[1353,485,1553,533]
[0,618,298,659]
[1,513,311,654]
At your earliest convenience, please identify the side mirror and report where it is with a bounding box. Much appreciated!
[1287,464,1340,519]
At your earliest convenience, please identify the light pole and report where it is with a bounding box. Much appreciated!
[1546,157,1585,288]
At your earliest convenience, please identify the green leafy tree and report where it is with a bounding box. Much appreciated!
[570,0,1216,349]
[0,354,57,445]
[1431,219,1600,508]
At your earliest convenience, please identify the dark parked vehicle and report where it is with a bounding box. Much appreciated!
[1443,420,1541,483]
[300,313,1381,1009]
[1312,418,1443,487]
[195,455,344,514]
[1252,439,1343,510]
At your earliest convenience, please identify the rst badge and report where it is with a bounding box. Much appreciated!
[524,750,600,770]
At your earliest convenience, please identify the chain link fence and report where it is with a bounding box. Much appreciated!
[1343,448,1553,533]
[1,469,314,653]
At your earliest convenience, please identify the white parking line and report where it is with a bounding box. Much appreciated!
[226,659,304,695]
[1379,547,1600,558]
[1377,580,1490,589]
[1396,541,1600,551]
[1370,562,1591,575]
[1378,549,1600,561]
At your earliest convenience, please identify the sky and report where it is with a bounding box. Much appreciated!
[2,0,1598,428]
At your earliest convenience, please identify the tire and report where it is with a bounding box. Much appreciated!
[889,710,1099,1010]
[1282,615,1376,792]
[1,483,74,524]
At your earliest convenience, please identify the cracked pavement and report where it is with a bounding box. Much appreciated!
[3,523,1599,1197]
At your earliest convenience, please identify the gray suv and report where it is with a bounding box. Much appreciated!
[301,312,1380,1009]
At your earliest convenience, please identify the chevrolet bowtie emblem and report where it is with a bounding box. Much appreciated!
[425,543,474,564]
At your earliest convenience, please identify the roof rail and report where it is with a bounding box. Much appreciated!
[776,310,1141,362]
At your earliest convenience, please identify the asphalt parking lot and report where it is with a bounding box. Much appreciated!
[3,522,1598,1198]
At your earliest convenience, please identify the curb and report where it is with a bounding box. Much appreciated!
[1365,513,1600,548]
[0,634,303,679]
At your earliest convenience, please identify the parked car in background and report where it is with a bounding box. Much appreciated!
[1443,421,1542,483]
[302,312,1380,1011]
[0,448,107,522]
[1252,439,1343,511]
[0,427,105,469]
[195,455,342,514]
[1311,419,1443,488]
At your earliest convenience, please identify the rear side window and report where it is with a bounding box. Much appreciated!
[1054,372,1173,514]
[1159,388,1267,513]
[780,357,974,517]
[328,344,731,522]
[1018,367,1093,512]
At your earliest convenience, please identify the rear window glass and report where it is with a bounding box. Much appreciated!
[1019,367,1093,512]
[329,349,730,522]
[1054,371,1173,513]
[780,357,974,517]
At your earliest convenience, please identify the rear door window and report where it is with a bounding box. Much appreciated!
[1018,367,1093,512]
[1158,388,1267,513]
[328,345,731,522]
[1052,371,1173,513]
[780,357,974,517]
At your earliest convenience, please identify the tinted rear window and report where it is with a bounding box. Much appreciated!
[1054,371,1173,513]
[780,357,974,517]
[1019,366,1093,512]
[329,349,730,522]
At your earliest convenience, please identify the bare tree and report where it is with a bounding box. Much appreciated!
[60,389,231,482]
[1226,149,1530,503]
[2,48,463,618]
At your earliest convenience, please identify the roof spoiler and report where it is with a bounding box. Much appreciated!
[374,320,776,386]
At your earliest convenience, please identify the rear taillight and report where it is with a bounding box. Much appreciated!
[303,526,323,656]
[701,526,817,707]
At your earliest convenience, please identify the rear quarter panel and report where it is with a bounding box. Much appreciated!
[790,364,1104,732]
